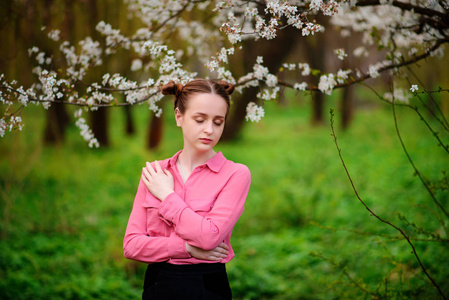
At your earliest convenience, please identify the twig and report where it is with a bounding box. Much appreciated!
[390,98,449,219]
[311,221,448,243]
[0,85,158,108]
[278,37,449,93]
[360,83,449,219]
[406,67,449,131]
[329,108,446,299]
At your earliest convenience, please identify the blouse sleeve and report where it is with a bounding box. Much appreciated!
[123,176,191,263]
[158,164,251,251]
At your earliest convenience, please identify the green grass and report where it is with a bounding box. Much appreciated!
[1,92,448,299]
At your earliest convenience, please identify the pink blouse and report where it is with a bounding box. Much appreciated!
[123,151,251,265]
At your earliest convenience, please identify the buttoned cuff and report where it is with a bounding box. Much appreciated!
[168,233,191,259]
[158,192,188,224]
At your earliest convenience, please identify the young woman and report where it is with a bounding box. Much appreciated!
[123,79,251,299]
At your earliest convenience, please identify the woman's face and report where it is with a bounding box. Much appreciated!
[175,93,228,154]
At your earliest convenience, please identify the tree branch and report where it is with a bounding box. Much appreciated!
[356,0,447,21]
[278,37,449,93]
[329,108,446,299]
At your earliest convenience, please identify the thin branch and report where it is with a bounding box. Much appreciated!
[406,67,449,131]
[0,85,158,108]
[311,221,449,243]
[148,1,191,39]
[362,82,449,217]
[278,38,449,93]
[357,0,448,20]
[329,108,446,299]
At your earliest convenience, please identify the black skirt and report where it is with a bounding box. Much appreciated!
[142,262,232,300]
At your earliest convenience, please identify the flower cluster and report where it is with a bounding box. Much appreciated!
[383,88,412,104]
[74,109,99,148]
[294,82,308,91]
[318,74,337,95]
[0,115,23,138]
[336,69,352,84]
[334,48,348,60]
[245,102,265,122]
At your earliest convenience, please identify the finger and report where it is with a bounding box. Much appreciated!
[219,242,229,250]
[146,161,156,176]
[215,247,229,255]
[154,160,163,173]
[209,255,223,261]
[164,168,173,178]
[142,168,150,186]
[142,166,151,180]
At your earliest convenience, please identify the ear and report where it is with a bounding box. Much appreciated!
[174,108,182,127]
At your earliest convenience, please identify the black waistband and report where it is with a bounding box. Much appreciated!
[147,262,226,276]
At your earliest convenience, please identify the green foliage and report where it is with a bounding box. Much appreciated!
[0,95,448,299]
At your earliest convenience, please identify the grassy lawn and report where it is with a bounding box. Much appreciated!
[1,91,448,299]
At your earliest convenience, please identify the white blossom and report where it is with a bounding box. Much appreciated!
[410,84,418,92]
[282,63,296,71]
[318,74,337,95]
[334,48,348,60]
[131,59,143,71]
[298,63,311,76]
[294,82,308,91]
[257,87,279,101]
[245,102,265,122]
[353,46,369,58]
[337,69,352,84]
[368,64,380,78]
[75,116,99,148]
[266,74,278,87]
[383,88,412,104]
[48,29,61,41]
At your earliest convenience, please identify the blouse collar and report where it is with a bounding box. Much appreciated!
[167,150,226,173]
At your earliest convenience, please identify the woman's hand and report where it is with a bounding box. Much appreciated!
[185,242,229,261]
[142,161,174,201]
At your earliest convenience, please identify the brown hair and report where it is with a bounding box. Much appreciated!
[161,78,234,115]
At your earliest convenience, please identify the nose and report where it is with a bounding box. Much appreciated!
[204,121,213,134]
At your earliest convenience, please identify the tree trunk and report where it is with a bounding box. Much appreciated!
[43,102,70,145]
[41,0,70,145]
[304,32,326,126]
[124,106,135,135]
[91,109,109,147]
[147,113,163,149]
[340,85,354,130]
[311,91,325,126]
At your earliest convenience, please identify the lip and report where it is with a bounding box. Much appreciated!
[199,138,213,144]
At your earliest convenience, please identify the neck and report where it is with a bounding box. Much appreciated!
[178,148,216,172]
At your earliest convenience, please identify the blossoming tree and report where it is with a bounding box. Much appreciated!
[1,0,447,146]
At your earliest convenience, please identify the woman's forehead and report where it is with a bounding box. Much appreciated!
[185,93,227,116]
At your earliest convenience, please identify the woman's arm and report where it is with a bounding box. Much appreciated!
[157,165,251,251]
[123,177,190,263]
[124,175,230,262]
[185,242,229,261]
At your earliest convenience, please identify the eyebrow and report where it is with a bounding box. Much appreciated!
[193,112,225,119]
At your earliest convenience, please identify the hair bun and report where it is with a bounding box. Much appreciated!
[217,80,234,95]
[161,80,183,97]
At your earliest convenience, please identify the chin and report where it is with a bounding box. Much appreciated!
[196,143,216,152]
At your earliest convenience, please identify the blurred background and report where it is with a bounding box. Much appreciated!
[1,1,448,299]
